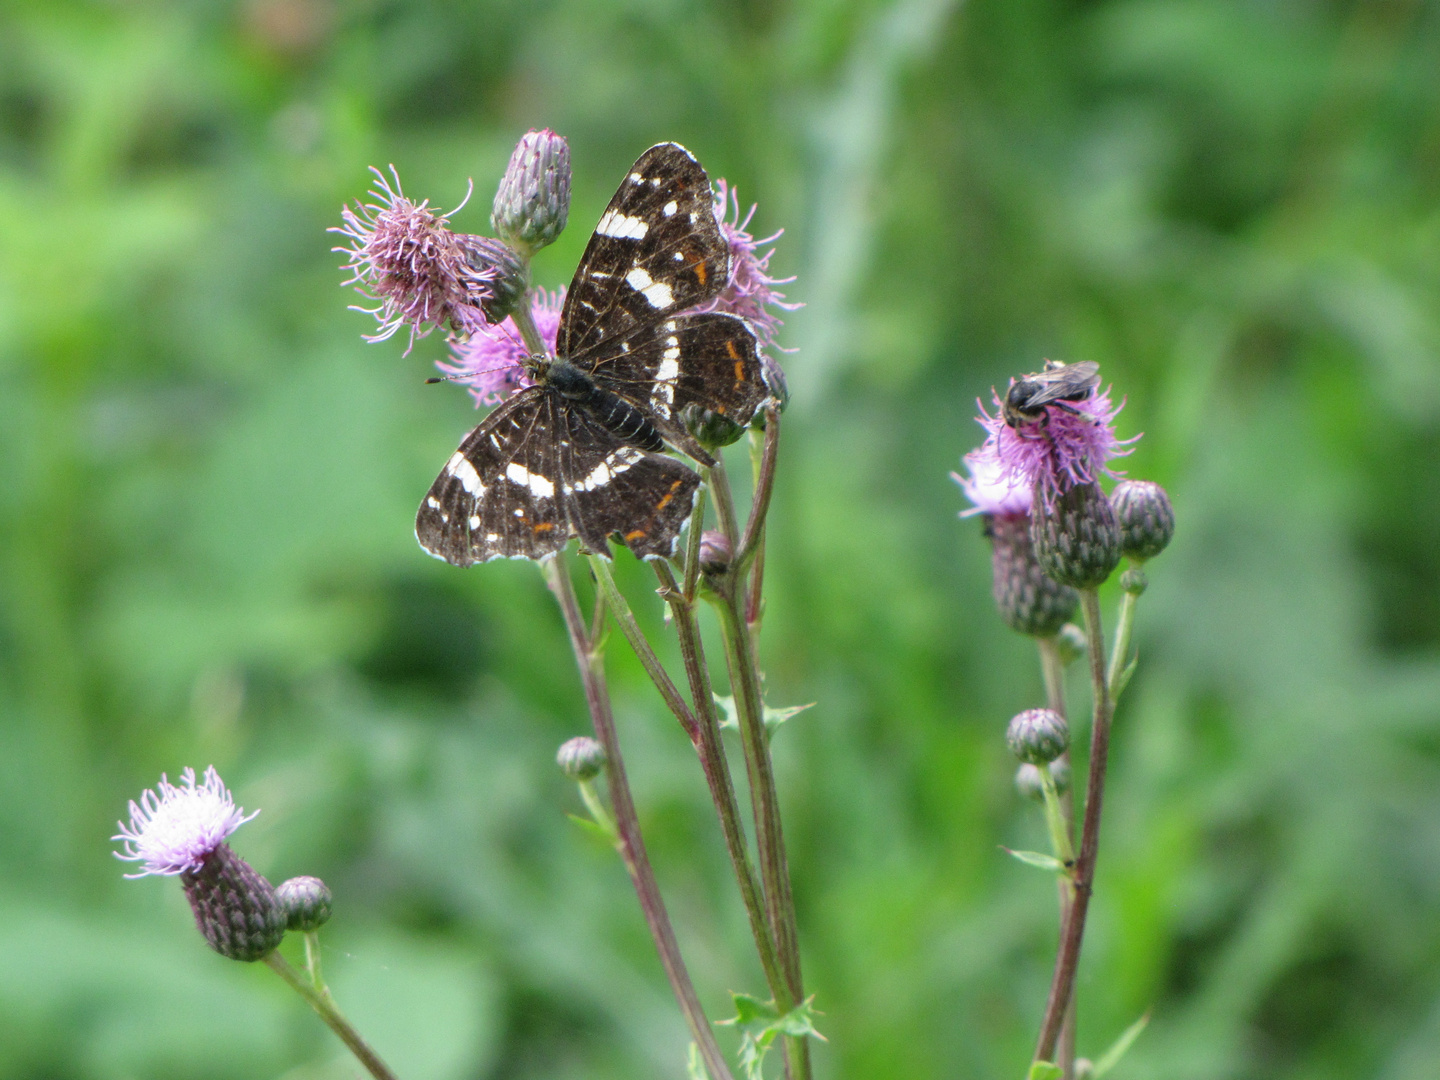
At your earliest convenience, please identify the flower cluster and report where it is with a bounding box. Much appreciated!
[113,765,258,878]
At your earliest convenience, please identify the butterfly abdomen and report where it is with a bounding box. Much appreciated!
[547,359,664,453]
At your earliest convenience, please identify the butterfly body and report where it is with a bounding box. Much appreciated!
[416,143,771,567]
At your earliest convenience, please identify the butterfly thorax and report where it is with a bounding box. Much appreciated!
[540,356,665,453]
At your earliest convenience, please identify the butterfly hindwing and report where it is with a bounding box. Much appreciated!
[416,389,702,564]
[557,143,729,362]
[588,312,769,432]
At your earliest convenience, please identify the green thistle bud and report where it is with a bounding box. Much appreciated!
[180,845,287,962]
[1006,708,1069,765]
[276,875,333,932]
[492,129,571,254]
[985,514,1079,637]
[1030,481,1122,590]
[1016,758,1070,801]
[1110,480,1174,562]
[557,736,606,781]
[1120,567,1147,595]
[1055,622,1087,666]
[681,402,744,451]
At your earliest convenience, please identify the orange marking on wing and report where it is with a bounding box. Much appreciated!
[532,521,555,533]
[625,529,647,542]
[734,359,746,383]
[725,339,739,360]
[654,478,684,512]
[694,260,707,287]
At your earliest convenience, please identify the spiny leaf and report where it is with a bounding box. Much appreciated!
[1002,847,1068,873]
[1028,1062,1063,1080]
[712,694,816,735]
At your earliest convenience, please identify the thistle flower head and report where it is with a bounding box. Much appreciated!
[333,166,498,349]
[434,289,564,407]
[702,180,800,348]
[113,766,259,878]
[977,380,1135,504]
[953,443,1032,519]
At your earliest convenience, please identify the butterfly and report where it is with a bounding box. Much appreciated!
[416,143,771,566]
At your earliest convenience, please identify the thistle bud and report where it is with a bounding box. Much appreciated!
[463,235,529,324]
[682,402,744,451]
[276,875,333,932]
[1006,708,1069,765]
[180,845,287,961]
[492,130,571,254]
[557,736,606,781]
[1120,567,1147,595]
[1030,481,1122,590]
[1016,758,1070,801]
[699,530,732,576]
[985,514,1079,637]
[1110,480,1174,562]
[1055,622,1087,666]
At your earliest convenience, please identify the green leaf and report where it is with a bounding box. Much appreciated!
[686,1042,710,1080]
[1002,847,1068,873]
[721,994,826,1079]
[736,1032,766,1080]
[1088,1010,1150,1078]
[720,992,781,1027]
[1028,1062,1063,1080]
[711,694,815,735]
[1112,653,1139,700]
[713,693,740,731]
[565,813,615,843]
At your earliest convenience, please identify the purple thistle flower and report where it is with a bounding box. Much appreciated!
[700,179,800,351]
[434,288,564,407]
[953,443,1032,519]
[113,766,259,878]
[977,379,1136,503]
[333,166,497,351]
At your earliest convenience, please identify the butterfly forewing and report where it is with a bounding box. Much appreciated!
[557,143,729,362]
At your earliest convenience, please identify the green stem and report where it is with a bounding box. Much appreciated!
[652,559,791,1008]
[509,293,546,357]
[1106,586,1140,702]
[1037,634,1078,1080]
[265,951,399,1080]
[588,556,698,739]
[683,486,710,600]
[578,777,619,842]
[1033,590,1114,1067]
[543,558,736,1080]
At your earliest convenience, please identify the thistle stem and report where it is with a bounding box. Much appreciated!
[265,951,399,1080]
[1037,634,1078,1080]
[1106,587,1140,702]
[1033,590,1113,1067]
[652,559,791,1008]
[542,557,735,1080]
[509,294,547,357]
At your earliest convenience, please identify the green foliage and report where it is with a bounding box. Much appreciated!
[1002,848,1068,875]
[4,1,1440,1079]
[721,994,825,1080]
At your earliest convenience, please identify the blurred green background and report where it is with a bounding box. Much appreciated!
[3,0,1440,1077]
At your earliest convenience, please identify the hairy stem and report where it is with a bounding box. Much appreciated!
[265,951,399,1080]
[1034,590,1113,1066]
[543,558,735,1080]
[1037,635,1078,1079]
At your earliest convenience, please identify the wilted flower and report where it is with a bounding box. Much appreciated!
[333,166,501,349]
[434,289,564,406]
[114,766,259,878]
[977,379,1134,505]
